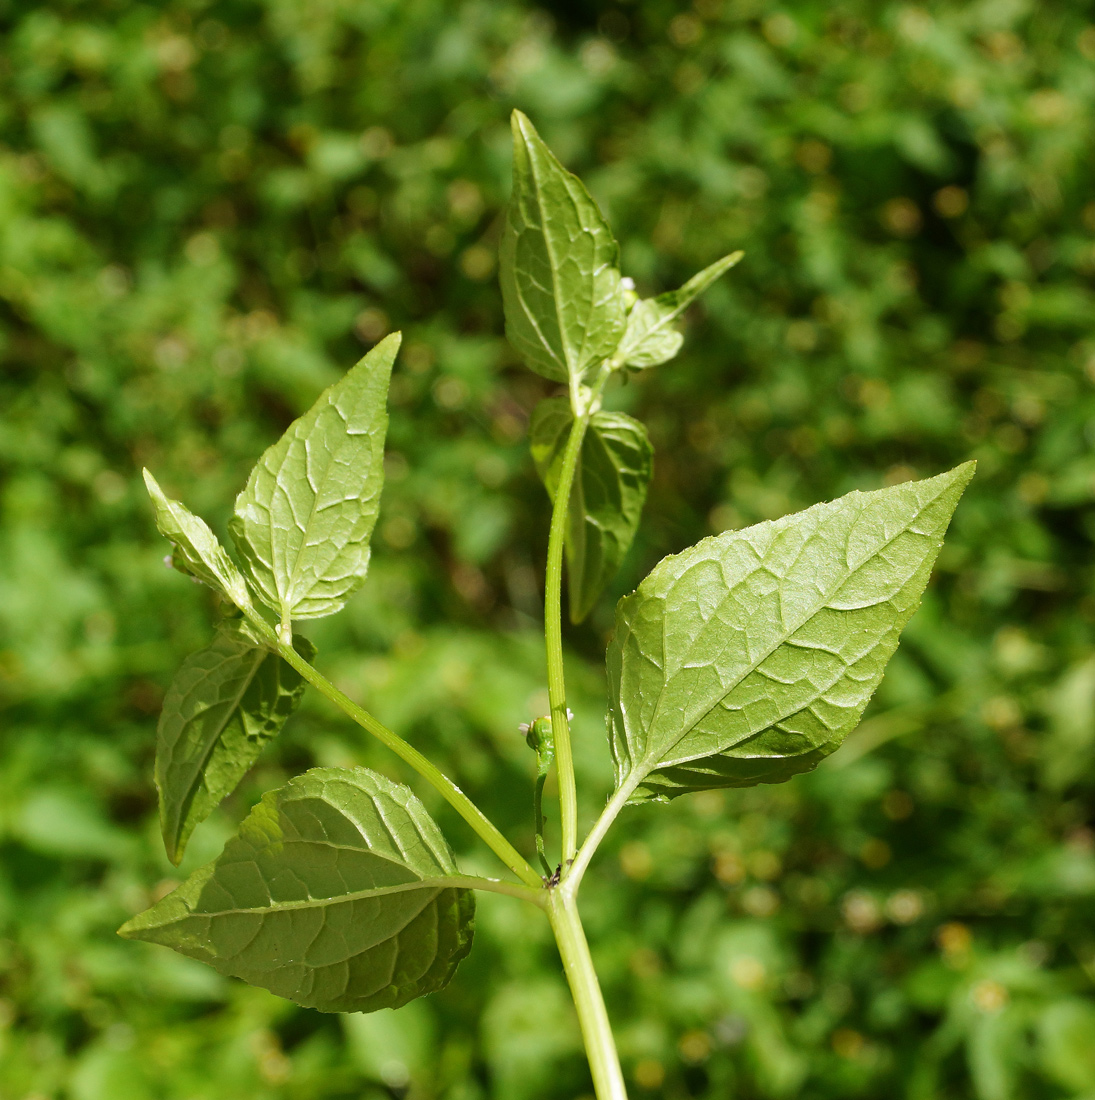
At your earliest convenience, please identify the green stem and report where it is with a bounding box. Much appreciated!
[544,408,588,865]
[270,636,543,890]
[547,886,629,1100]
[453,875,547,908]
[566,773,640,892]
[545,364,612,865]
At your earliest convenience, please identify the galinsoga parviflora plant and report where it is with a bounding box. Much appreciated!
[120,112,974,1099]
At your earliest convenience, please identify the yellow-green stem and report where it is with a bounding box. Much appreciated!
[547,886,629,1100]
[543,405,591,865]
[544,364,613,864]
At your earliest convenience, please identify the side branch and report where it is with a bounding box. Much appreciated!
[267,632,543,890]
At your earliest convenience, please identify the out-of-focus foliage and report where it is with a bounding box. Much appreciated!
[1,0,1094,1097]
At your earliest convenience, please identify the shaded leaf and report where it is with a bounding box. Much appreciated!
[617,251,744,369]
[119,767,475,1014]
[500,111,626,383]
[143,469,253,610]
[156,618,315,865]
[530,397,653,622]
[229,334,399,622]
[608,463,974,802]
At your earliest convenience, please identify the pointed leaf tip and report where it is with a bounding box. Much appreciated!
[500,111,626,383]
[617,249,746,369]
[143,469,252,609]
[229,338,398,621]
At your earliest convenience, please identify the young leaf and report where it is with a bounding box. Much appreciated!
[144,469,254,610]
[119,767,475,1014]
[530,397,653,622]
[607,463,974,802]
[229,334,400,623]
[156,618,315,865]
[500,111,627,384]
[616,251,744,369]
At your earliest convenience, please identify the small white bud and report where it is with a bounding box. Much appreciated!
[620,276,636,291]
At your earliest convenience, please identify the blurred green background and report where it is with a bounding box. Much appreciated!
[3,0,1095,1097]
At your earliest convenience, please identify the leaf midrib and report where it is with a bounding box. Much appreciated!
[526,140,577,377]
[191,875,455,918]
[277,390,379,612]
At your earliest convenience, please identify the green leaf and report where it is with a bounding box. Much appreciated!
[119,766,475,1014]
[607,463,974,802]
[156,618,315,865]
[616,251,744,369]
[500,111,627,384]
[530,397,653,622]
[229,334,400,623]
[143,469,254,610]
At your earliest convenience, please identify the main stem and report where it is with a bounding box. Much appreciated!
[546,362,613,865]
[544,404,590,865]
[271,638,542,890]
[548,887,629,1100]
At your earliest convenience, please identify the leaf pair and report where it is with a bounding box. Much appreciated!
[147,333,400,863]
[607,463,975,802]
[500,110,740,385]
[530,398,653,622]
[147,332,400,625]
[121,767,475,1014]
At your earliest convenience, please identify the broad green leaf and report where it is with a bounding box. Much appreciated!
[530,397,653,622]
[119,766,475,1014]
[143,469,254,610]
[499,111,627,384]
[607,463,974,802]
[229,334,399,622]
[156,618,315,865]
[616,251,744,369]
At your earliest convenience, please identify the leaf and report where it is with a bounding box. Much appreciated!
[499,111,627,384]
[156,618,315,865]
[229,334,400,622]
[143,469,254,610]
[607,463,974,803]
[119,766,475,1014]
[616,251,744,369]
[530,397,653,622]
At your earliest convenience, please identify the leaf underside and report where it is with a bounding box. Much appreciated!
[530,397,653,622]
[616,250,743,369]
[608,463,975,803]
[143,469,252,609]
[120,767,475,1014]
[499,111,626,383]
[156,618,315,865]
[229,333,400,622]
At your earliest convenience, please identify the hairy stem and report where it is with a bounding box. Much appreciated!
[270,636,543,890]
[548,887,629,1100]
